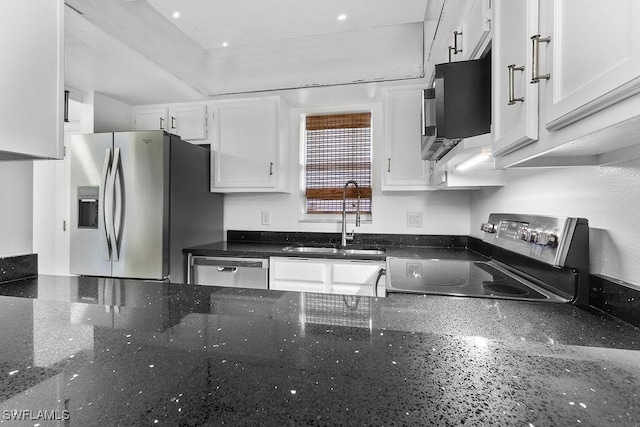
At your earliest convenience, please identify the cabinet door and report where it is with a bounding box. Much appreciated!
[169,105,207,140]
[134,107,168,132]
[540,0,640,130]
[269,257,326,293]
[492,0,539,156]
[462,0,491,60]
[212,100,277,189]
[0,0,63,159]
[382,89,432,190]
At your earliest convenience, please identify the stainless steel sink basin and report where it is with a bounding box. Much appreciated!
[282,246,385,256]
[282,246,340,254]
[341,248,386,256]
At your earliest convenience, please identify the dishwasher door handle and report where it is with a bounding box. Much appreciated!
[216,266,238,273]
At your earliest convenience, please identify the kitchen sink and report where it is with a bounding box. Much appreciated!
[282,246,386,256]
[340,248,386,256]
[282,246,340,254]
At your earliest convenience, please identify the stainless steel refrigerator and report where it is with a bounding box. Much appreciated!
[69,131,223,283]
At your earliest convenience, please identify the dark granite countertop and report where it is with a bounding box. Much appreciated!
[0,275,638,426]
[184,238,488,262]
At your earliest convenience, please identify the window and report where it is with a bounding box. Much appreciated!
[304,112,372,214]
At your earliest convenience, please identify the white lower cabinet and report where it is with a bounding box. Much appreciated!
[269,257,386,297]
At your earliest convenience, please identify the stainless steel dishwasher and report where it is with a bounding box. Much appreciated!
[187,256,269,289]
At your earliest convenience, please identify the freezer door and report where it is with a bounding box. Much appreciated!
[69,133,113,276]
[111,131,169,279]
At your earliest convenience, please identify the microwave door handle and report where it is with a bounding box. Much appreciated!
[101,148,113,261]
[109,147,122,262]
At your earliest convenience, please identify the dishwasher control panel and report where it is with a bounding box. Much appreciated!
[187,255,269,289]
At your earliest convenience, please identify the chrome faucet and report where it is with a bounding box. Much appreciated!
[341,180,361,247]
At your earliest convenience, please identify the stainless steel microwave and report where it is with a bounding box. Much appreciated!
[421,55,491,161]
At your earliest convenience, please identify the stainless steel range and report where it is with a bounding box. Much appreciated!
[386,214,590,305]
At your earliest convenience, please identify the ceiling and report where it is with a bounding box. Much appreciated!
[146,0,429,49]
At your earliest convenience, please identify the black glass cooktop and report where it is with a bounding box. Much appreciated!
[386,259,568,302]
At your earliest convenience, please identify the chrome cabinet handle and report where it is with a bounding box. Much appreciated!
[171,116,176,129]
[453,31,462,54]
[508,64,525,105]
[448,31,462,62]
[387,158,391,172]
[159,117,164,130]
[101,148,113,261]
[269,162,274,175]
[530,34,551,83]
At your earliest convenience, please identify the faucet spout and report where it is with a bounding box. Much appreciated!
[341,180,361,247]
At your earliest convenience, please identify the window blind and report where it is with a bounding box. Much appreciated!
[305,112,372,214]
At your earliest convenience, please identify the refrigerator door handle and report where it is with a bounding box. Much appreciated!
[101,148,113,261]
[109,147,122,262]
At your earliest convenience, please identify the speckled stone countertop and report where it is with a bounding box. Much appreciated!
[184,240,488,262]
[0,275,638,426]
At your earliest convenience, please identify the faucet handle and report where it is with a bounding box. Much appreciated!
[346,230,356,242]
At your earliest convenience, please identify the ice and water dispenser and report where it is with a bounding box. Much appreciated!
[77,186,99,229]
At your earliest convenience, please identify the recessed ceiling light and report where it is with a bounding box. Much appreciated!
[172,11,180,18]
[222,42,229,47]
[338,14,347,21]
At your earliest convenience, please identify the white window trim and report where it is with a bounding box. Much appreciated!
[298,106,375,224]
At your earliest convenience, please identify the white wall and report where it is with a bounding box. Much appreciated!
[0,161,33,257]
[93,92,133,132]
[224,101,472,236]
[470,158,640,287]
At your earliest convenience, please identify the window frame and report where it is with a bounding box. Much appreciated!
[299,110,374,223]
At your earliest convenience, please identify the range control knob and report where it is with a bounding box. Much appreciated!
[520,228,538,242]
[534,232,558,247]
[480,222,497,233]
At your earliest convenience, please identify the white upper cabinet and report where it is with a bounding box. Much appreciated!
[0,0,64,160]
[134,104,208,141]
[492,0,539,156]
[135,107,169,133]
[493,0,640,167]
[211,98,289,193]
[382,89,433,191]
[538,0,640,131]
[169,105,208,140]
[462,0,492,61]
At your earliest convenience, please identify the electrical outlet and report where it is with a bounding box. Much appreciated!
[261,211,271,225]
[407,212,423,228]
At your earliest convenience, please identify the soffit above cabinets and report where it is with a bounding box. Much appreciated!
[64,0,430,102]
